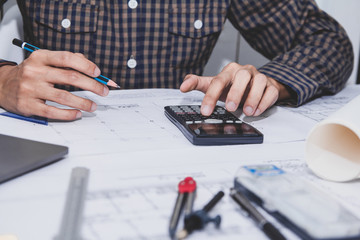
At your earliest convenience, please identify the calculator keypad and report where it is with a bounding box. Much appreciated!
[168,105,241,124]
[164,105,263,145]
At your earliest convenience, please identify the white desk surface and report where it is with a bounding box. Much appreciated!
[0,86,359,240]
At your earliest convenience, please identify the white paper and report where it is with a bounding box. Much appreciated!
[306,94,360,182]
[1,86,360,240]
[0,89,317,157]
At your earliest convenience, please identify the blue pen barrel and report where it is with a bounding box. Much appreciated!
[12,38,39,52]
[11,38,120,88]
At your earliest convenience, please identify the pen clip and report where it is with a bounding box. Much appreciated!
[178,177,196,194]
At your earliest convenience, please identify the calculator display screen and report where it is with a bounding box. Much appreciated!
[188,123,258,136]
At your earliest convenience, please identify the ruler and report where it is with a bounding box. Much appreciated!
[55,167,89,240]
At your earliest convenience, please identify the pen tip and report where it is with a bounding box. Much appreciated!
[176,229,188,240]
[107,80,121,89]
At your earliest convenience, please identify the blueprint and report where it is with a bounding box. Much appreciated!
[0,85,359,240]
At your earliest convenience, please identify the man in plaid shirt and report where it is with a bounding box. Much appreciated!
[0,0,353,120]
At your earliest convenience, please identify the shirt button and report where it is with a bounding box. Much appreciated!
[194,19,203,30]
[127,56,137,69]
[61,18,71,29]
[128,0,138,9]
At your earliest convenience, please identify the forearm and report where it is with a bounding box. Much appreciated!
[259,20,353,106]
[228,0,354,106]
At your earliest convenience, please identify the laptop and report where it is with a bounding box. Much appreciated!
[0,134,68,184]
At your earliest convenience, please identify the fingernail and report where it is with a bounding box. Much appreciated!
[76,111,82,119]
[103,86,109,96]
[201,105,212,116]
[226,101,236,111]
[94,67,101,77]
[244,106,253,115]
[254,109,261,116]
[91,103,97,112]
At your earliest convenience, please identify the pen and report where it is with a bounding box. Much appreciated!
[230,188,286,240]
[12,38,120,89]
[169,177,196,239]
[0,111,48,125]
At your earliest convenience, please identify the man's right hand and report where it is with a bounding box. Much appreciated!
[0,50,109,120]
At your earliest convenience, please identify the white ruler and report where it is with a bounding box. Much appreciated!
[55,167,89,240]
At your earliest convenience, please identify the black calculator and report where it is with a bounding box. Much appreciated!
[164,105,263,145]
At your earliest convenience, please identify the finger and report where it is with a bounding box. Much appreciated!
[253,85,279,116]
[43,67,108,96]
[201,71,232,116]
[16,99,82,121]
[243,73,268,116]
[31,50,101,78]
[180,74,213,93]
[40,88,97,113]
[225,69,252,112]
[74,53,86,58]
[34,101,82,120]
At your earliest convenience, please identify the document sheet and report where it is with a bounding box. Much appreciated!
[0,86,359,240]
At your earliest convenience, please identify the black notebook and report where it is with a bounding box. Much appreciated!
[0,134,68,184]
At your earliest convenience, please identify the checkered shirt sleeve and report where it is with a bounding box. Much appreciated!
[228,0,354,106]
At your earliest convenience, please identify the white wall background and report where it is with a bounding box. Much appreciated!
[316,0,360,84]
[1,0,359,84]
[0,0,24,63]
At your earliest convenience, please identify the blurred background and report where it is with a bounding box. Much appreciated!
[1,0,359,84]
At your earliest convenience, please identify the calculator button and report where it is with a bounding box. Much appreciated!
[204,119,223,124]
[226,120,234,123]
[186,121,194,124]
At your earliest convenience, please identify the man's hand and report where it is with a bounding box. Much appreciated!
[0,50,109,120]
[180,62,291,116]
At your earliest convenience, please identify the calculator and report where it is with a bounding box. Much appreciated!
[164,105,263,145]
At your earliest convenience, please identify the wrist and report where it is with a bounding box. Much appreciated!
[268,77,291,101]
[0,64,16,84]
[0,65,18,106]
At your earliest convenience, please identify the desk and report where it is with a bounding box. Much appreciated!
[0,86,359,240]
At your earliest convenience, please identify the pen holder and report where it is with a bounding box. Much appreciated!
[305,95,360,182]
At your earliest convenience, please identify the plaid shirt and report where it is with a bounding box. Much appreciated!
[0,0,354,106]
